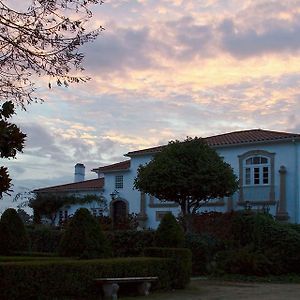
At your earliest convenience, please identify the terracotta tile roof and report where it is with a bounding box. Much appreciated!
[92,160,131,173]
[126,129,300,156]
[205,129,300,146]
[34,178,104,193]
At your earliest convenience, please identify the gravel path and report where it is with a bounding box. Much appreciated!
[123,279,300,300]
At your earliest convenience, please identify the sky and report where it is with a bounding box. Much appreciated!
[2,0,300,210]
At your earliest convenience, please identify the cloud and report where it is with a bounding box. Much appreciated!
[21,123,69,162]
[164,16,216,60]
[83,26,160,74]
[219,12,300,58]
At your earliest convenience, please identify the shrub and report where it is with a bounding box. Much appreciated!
[58,208,110,258]
[0,257,171,299]
[192,211,247,242]
[185,233,224,275]
[285,223,300,234]
[105,230,155,257]
[27,226,63,253]
[0,208,29,255]
[219,213,300,275]
[215,247,272,276]
[144,247,192,289]
[155,213,184,248]
[249,215,300,274]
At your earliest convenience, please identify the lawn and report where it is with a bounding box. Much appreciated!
[123,278,300,300]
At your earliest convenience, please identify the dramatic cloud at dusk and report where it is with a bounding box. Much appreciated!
[2,0,300,209]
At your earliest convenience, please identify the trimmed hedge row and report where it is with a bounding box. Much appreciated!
[0,257,171,300]
[27,228,156,257]
[144,247,192,289]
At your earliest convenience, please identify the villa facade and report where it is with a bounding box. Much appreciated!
[34,129,300,228]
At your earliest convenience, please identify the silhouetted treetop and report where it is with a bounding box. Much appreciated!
[0,0,104,107]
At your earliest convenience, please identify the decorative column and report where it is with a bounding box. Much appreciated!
[137,192,147,229]
[276,165,289,221]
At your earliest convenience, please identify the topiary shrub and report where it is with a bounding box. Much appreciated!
[155,213,184,248]
[0,208,29,255]
[58,208,110,258]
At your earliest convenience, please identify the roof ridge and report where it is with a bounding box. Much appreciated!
[204,129,261,139]
[92,159,131,172]
[126,128,300,156]
[205,128,300,139]
[34,177,103,192]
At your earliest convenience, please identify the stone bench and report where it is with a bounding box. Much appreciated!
[94,276,158,299]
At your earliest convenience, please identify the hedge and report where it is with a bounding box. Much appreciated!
[0,257,171,299]
[144,247,192,289]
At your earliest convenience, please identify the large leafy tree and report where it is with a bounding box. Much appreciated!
[0,0,104,196]
[134,137,239,216]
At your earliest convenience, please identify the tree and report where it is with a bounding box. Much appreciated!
[0,0,104,106]
[0,101,26,198]
[29,193,106,225]
[29,193,65,225]
[134,137,239,217]
[0,0,104,196]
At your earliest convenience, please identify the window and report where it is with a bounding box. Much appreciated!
[243,155,270,186]
[238,150,275,203]
[91,208,104,217]
[59,210,68,224]
[115,175,123,189]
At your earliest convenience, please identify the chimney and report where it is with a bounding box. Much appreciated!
[74,163,85,182]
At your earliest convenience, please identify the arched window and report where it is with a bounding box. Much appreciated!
[238,150,275,203]
[244,155,270,185]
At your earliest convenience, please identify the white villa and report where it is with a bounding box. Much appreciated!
[34,129,300,228]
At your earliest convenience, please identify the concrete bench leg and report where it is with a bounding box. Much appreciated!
[103,283,119,300]
[137,281,152,296]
